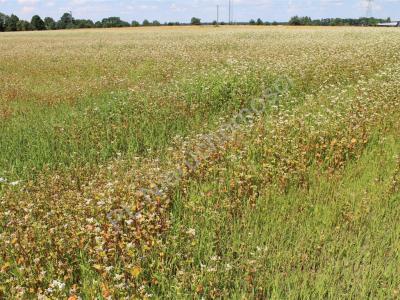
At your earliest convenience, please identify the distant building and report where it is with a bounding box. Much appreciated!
[377,21,400,27]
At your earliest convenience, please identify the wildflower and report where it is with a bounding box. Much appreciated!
[50,280,65,290]
[186,228,196,236]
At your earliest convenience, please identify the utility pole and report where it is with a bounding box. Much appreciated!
[366,0,374,18]
[217,5,220,25]
[229,0,231,24]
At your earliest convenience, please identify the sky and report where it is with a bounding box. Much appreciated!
[0,0,399,23]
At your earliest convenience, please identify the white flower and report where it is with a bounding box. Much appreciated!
[9,181,21,186]
[186,228,196,236]
[0,177,6,183]
[50,280,65,290]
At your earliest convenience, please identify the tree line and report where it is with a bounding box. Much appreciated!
[287,16,391,26]
[0,11,393,32]
[0,12,166,31]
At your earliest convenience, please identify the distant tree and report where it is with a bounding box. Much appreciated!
[289,16,311,25]
[152,20,161,26]
[301,16,312,25]
[44,17,56,30]
[191,17,201,25]
[256,18,263,25]
[58,12,74,29]
[272,21,278,26]
[264,21,271,26]
[131,20,140,27]
[101,17,129,28]
[17,20,31,31]
[289,16,301,25]
[142,19,150,26]
[249,19,256,25]
[5,14,19,31]
[212,20,218,26]
[31,15,45,30]
[74,19,94,28]
[0,12,8,32]
[95,21,102,28]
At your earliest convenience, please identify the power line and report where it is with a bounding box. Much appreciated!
[366,0,374,17]
[229,0,232,24]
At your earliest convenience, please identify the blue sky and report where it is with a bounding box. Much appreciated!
[0,0,399,22]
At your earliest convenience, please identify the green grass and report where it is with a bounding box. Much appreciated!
[0,68,273,180]
[148,130,400,298]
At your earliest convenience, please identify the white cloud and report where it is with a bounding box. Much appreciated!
[21,6,35,14]
[17,0,38,4]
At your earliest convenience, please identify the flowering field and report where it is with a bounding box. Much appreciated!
[1,26,400,298]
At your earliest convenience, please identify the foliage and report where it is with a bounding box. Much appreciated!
[31,15,45,30]
[290,15,391,26]
[191,17,201,25]
[16,20,31,31]
[44,17,56,30]
[5,14,19,31]
[131,20,140,27]
[58,12,74,29]
[100,17,130,28]
[0,12,6,31]
[289,15,312,25]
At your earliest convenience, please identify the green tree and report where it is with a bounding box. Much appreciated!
[5,14,19,31]
[289,16,301,25]
[191,17,201,25]
[74,19,94,28]
[152,20,161,26]
[0,12,7,32]
[58,12,74,29]
[249,19,256,25]
[17,20,31,31]
[256,18,263,25]
[100,17,129,28]
[31,15,45,30]
[142,19,150,26]
[44,17,56,30]
[131,20,140,27]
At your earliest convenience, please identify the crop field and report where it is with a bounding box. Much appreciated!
[1,26,400,298]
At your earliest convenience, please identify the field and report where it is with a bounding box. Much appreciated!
[1,26,400,298]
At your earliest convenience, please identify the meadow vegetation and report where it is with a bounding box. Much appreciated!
[1,26,400,298]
